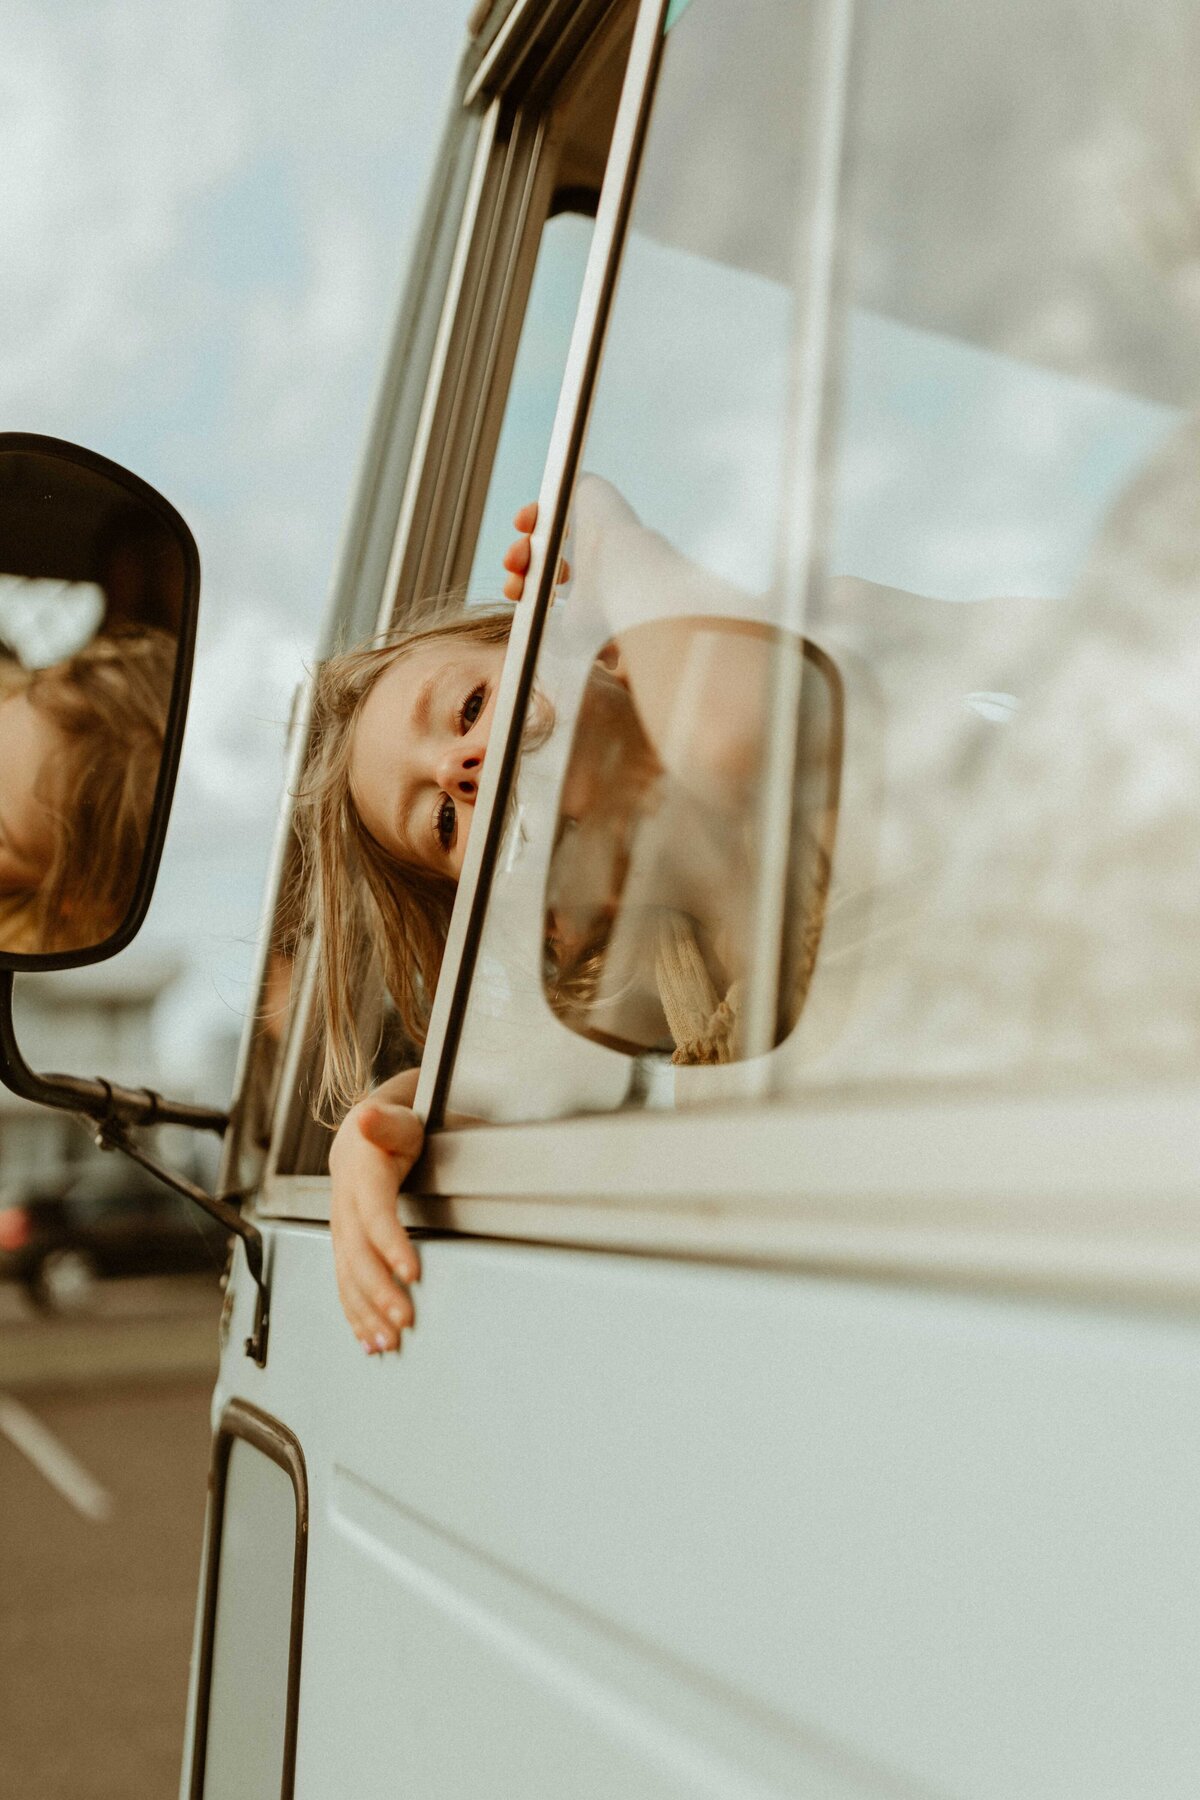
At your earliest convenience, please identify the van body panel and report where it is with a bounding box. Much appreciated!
[208,1224,1200,1798]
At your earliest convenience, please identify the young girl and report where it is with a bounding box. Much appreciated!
[299,483,823,1353]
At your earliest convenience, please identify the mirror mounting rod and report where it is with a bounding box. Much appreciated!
[102,1127,269,1367]
[0,972,269,1364]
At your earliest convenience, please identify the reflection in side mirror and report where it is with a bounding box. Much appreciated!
[542,622,841,1064]
[0,435,198,968]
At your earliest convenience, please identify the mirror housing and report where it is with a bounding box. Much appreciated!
[0,432,198,971]
[0,437,269,1364]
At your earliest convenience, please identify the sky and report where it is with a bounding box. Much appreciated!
[1,0,465,1094]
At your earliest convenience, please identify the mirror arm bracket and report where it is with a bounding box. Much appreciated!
[0,972,268,1364]
[92,1118,269,1366]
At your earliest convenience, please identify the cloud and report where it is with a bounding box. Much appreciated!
[181,604,308,819]
[234,207,381,462]
[0,0,243,423]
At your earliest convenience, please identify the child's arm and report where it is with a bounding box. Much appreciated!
[503,486,777,806]
[328,1067,423,1353]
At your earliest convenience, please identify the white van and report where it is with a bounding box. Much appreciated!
[3,1,1200,1795]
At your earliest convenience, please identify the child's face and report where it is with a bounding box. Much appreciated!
[349,639,507,879]
[0,690,63,897]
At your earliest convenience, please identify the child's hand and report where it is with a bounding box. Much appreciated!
[328,1069,424,1354]
[502,502,570,601]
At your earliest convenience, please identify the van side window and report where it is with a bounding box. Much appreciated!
[446,0,1200,1124]
[775,0,1200,1100]
[447,0,830,1122]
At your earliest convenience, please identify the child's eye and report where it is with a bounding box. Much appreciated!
[434,794,456,852]
[459,682,486,730]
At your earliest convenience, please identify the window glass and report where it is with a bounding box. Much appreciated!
[447,0,1200,1126]
[468,209,594,603]
[200,1438,298,1799]
[779,0,1200,1097]
[448,0,828,1122]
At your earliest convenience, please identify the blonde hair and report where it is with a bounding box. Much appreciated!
[0,630,175,954]
[295,607,515,1119]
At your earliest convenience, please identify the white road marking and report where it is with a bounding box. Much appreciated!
[0,1392,114,1523]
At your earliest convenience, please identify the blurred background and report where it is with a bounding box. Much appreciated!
[0,5,464,1794]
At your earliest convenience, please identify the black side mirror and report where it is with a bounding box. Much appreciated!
[0,436,270,1364]
[0,433,198,968]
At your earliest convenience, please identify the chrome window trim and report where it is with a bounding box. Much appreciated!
[465,0,627,110]
[394,106,558,606]
[256,1084,1200,1304]
[374,100,505,626]
[465,0,538,105]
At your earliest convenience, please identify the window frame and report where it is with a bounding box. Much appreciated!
[259,0,633,1184]
[250,0,1200,1311]
[413,0,673,1131]
[418,0,856,1117]
[257,1082,1200,1304]
[187,1400,310,1800]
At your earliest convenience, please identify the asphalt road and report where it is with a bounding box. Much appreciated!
[0,1295,219,1799]
[0,1272,221,1390]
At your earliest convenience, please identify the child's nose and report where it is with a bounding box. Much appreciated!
[436,739,485,799]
